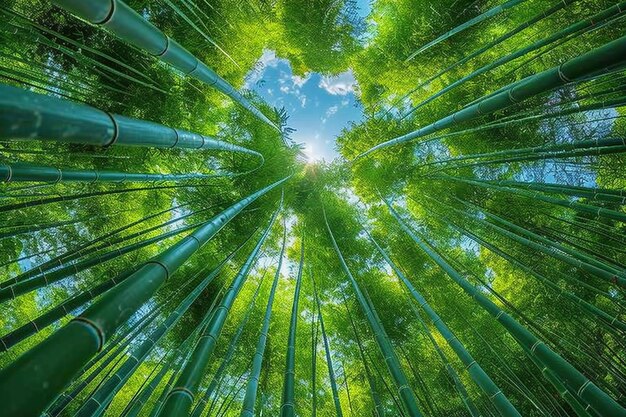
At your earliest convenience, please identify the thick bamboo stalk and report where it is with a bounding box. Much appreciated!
[0,163,222,184]
[44,304,164,417]
[0,176,288,417]
[359,35,626,158]
[51,0,278,129]
[324,208,424,417]
[0,84,263,161]
[155,200,281,417]
[73,241,245,417]
[280,231,305,417]
[384,198,626,416]
[240,218,286,417]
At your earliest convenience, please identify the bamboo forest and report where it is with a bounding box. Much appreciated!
[1,0,626,416]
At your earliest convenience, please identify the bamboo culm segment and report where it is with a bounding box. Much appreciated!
[240,220,287,417]
[360,35,626,158]
[280,231,305,417]
[190,263,269,417]
[0,163,219,183]
[325,209,424,417]
[156,199,282,417]
[51,0,278,130]
[0,84,263,161]
[74,247,238,417]
[0,176,289,417]
[384,199,626,417]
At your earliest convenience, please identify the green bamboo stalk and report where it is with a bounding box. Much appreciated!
[423,136,626,170]
[1,204,216,290]
[367,232,519,416]
[5,202,197,284]
[75,240,247,417]
[51,0,278,129]
[120,283,228,417]
[189,260,273,417]
[324,208,423,417]
[312,275,319,417]
[0,84,263,160]
[313,275,344,417]
[448,196,626,282]
[402,2,626,118]
[405,0,528,61]
[341,291,386,417]
[0,266,139,351]
[44,304,165,417]
[0,220,204,303]
[155,198,282,417]
[359,35,626,158]
[410,304,483,417]
[240,216,286,417]
[0,183,216,214]
[73,239,248,417]
[148,284,230,417]
[280,230,305,417]
[383,198,626,416]
[0,163,222,184]
[0,176,288,417]
[482,180,626,205]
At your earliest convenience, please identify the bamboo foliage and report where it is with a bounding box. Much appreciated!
[405,0,528,61]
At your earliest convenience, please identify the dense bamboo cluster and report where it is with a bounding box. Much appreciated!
[0,1,625,417]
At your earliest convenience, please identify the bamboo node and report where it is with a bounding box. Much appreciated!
[94,0,116,25]
[577,379,592,396]
[72,316,105,351]
[557,65,572,83]
[530,340,543,353]
[4,165,12,183]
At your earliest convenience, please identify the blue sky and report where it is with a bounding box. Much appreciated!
[245,0,373,162]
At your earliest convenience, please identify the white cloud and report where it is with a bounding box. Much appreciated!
[319,70,357,96]
[299,95,307,108]
[292,74,311,88]
[325,105,339,118]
